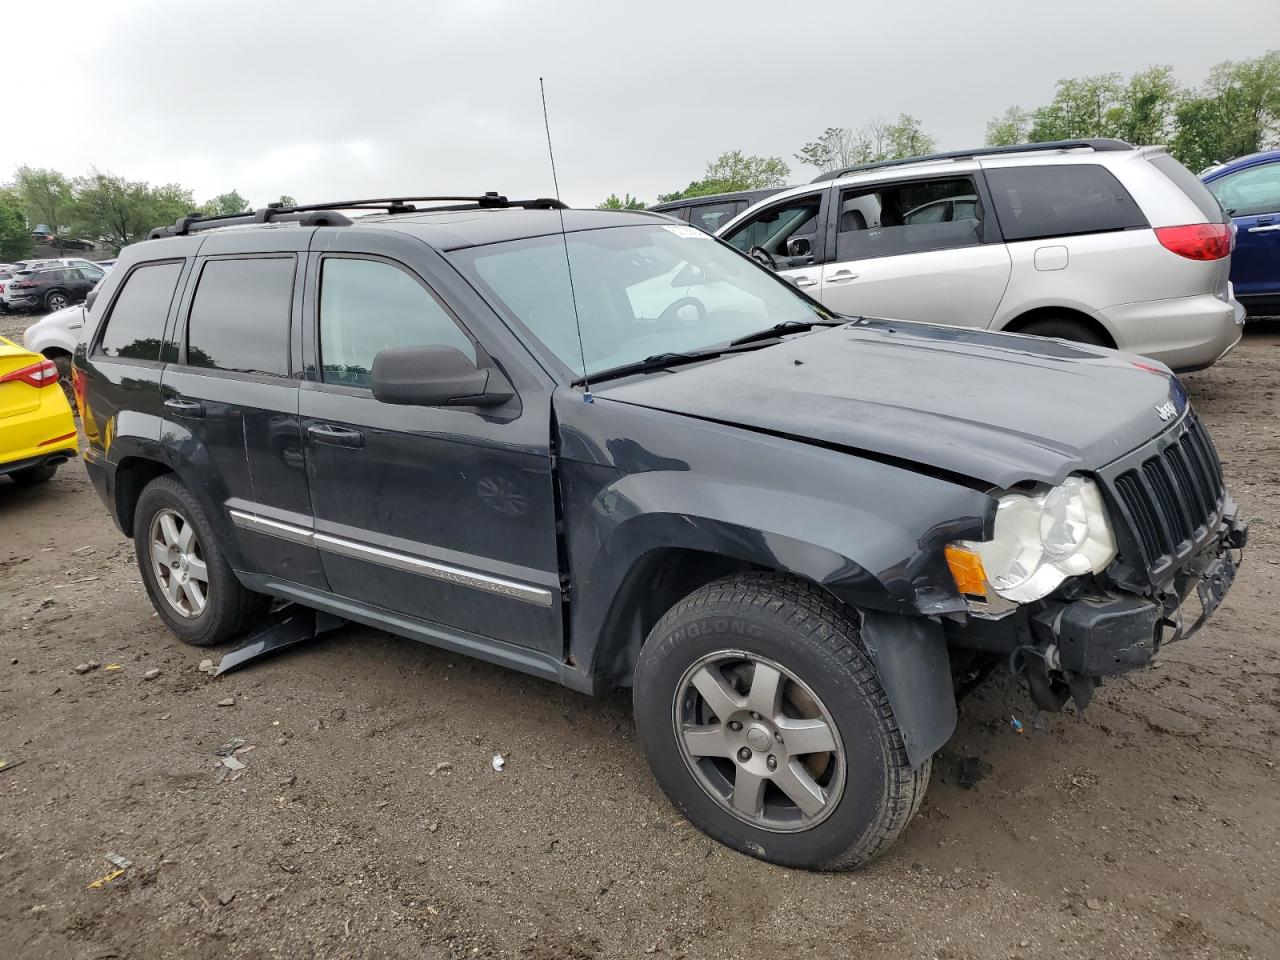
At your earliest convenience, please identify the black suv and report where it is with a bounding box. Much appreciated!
[4,263,105,312]
[76,195,1245,870]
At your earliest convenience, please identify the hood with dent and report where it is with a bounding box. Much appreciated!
[595,320,1186,489]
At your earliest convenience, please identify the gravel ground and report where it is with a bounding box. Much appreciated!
[2,315,1278,960]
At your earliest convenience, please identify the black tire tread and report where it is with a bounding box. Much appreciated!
[134,475,269,646]
[639,571,929,870]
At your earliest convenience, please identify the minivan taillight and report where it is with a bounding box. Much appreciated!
[1154,223,1232,261]
[0,358,60,388]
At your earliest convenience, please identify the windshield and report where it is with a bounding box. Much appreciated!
[448,223,830,379]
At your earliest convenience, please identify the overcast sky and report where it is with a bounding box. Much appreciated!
[5,0,1277,209]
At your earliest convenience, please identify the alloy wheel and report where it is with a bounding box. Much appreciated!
[47,293,69,311]
[149,508,209,618]
[673,650,846,832]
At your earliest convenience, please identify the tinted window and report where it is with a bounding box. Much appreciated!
[319,257,475,388]
[688,201,743,234]
[1207,160,1280,218]
[185,257,294,376]
[1151,155,1226,222]
[986,164,1147,241]
[835,177,982,261]
[97,261,183,361]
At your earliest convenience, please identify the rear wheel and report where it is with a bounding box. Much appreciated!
[633,572,929,870]
[134,475,270,646]
[1017,316,1107,347]
[45,290,70,312]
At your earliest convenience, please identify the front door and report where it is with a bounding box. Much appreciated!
[721,191,829,293]
[1207,158,1280,306]
[817,175,1011,326]
[298,232,563,655]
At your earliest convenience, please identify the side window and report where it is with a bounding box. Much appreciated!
[318,257,476,389]
[985,164,1147,242]
[687,201,742,234]
[835,177,982,262]
[1207,161,1280,218]
[96,261,183,362]
[724,195,822,261]
[185,257,294,376]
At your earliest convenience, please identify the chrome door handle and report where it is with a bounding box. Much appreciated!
[308,424,364,449]
[825,270,859,282]
[792,277,818,288]
[1247,224,1280,233]
[163,397,205,419]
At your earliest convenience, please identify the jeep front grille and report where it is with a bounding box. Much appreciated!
[1107,413,1225,578]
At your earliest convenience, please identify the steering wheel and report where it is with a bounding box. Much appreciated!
[749,245,778,270]
[656,296,706,329]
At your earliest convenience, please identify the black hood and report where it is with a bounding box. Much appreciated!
[595,319,1188,489]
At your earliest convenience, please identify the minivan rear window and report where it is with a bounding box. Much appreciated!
[185,257,295,376]
[1151,154,1226,222]
[985,164,1148,241]
[97,260,183,361]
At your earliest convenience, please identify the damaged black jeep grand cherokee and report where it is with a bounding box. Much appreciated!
[75,196,1246,870]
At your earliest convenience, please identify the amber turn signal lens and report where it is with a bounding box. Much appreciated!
[944,545,988,599]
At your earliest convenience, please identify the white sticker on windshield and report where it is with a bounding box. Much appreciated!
[662,225,711,240]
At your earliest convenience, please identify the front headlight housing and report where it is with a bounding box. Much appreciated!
[948,476,1117,605]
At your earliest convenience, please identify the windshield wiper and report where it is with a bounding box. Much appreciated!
[728,318,844,347]
[577,340,787,386]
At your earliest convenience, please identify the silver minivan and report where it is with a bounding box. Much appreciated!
[716,140,1245,372]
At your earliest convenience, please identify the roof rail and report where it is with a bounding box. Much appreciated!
[809,138,1135,183]
[148,192,568,239]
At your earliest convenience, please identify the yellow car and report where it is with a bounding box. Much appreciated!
[0,336,78,485]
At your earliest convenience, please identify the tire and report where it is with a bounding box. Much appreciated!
[11,462,58,485]
[633,572,929,871]
[45,290,70,312]
[133,474,270,646]
[48,353,74,406]
[1017,317,1107,347]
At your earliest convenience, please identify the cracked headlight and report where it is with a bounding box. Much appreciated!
[947,476,1117,605]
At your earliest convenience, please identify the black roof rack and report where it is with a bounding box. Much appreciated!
[148,192,568,239]
[809,138,1135,183]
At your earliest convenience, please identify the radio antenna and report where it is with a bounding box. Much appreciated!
[539,77,592,402]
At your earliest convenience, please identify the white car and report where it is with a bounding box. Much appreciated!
[717,139,1246,372]
[23,302,86,384]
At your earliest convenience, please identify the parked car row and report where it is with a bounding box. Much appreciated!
[1,258,108,314]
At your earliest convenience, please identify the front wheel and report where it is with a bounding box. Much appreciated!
[134,475,270,646]
[633,573,929,871]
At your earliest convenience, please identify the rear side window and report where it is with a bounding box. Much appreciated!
[97,261,183,361]
[1150,154,1226,222]
[185,257,294,376]
[318,257,475,388]
[986,164,1148,241]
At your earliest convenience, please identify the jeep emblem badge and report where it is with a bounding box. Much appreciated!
[1155,400,1177,422]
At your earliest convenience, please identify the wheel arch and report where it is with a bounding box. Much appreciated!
[112,455,174,536]
[998,305,1117,348]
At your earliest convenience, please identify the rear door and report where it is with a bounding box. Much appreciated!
[817,173,1011,325]
[1206,158,1280,304]
[298,229,564,655]
[162,230,327,590]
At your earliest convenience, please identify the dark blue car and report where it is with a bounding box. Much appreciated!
[1203,149,1280,317]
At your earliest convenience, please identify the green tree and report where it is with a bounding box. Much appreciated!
[659,150,790,201]
[1027,73,1124,141]
[795,115,937,173]
[1171,51,1280,170]
[0,189,34,261]
[985,106,1031,146]
[277,194,298,208]
[1113,66,1180,145]
[200,190,248,216]
[597,193,646,210]
[70,172,196,251]
[14,166,73,234]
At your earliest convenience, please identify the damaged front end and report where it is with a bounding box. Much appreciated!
[944,410,1247,712]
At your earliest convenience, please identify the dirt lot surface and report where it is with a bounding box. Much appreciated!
[2,317,1278,960]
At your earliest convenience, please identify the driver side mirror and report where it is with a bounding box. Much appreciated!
[84,287,99,311]
[371,345,514,408]
[786,237,812,261]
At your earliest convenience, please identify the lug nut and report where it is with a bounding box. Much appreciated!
[767,755,777,770]
[774,732,783,743]
[728,720,743,731]
[737,747,751,762]
[750,712,761,720]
